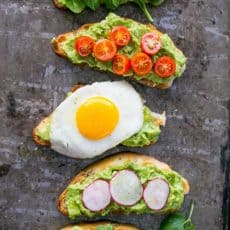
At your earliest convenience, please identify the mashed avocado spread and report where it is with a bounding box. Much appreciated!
[66,162,185,219]
[58,13,186,86]
[36,105,161,147]
[72,226,114,230]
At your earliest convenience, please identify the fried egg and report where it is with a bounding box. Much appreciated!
[50,81,143,158]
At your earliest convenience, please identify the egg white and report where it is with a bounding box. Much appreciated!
[50,81,144,158]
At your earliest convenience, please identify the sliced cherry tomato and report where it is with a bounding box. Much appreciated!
[131,52,153,76]
[141,32,161,55]
[154,56,176,78]
[112,54,131,75]
[109,26,131,46]
[75,36,95,57]
[93,39,117,61]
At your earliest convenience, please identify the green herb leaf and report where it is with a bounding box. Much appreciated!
[104,0,121,10]
[134,0,154,22]
[160,213,186,230]
[65,0,85,13]
[159,200,196,230]
[84,0,100,10]
[150,0,165,6]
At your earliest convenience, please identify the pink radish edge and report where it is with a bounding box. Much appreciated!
[109,169,143,206]
[82,179,111,212]
[143,178,170,211]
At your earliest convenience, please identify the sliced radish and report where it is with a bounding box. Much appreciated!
[143,178,170,210]
[82,179,111,212]
[110,170,143,206]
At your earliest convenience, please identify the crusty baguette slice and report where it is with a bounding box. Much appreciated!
[51,19,174,89]
[32,83,166,147]
[58,152,190,216]
[61,222,139,230]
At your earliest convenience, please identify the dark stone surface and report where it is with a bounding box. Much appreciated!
[0,0,229,229]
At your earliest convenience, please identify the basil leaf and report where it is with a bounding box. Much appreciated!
[84,0,100,10]
[160,213,186,230]
[150,0,165,6]
[184,221,196,230]
[104,0,121,10]
[65,0,85,13]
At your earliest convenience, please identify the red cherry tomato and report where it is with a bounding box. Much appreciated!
[141,32,161,55]
[109,26,131,46]
[131,52,153,76]
[93,39,117,61]
[75,36,95,57]
[154,56,176,78]
[112,54,131,75]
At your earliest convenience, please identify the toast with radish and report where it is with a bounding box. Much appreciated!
[58,152,190,219]
[61,222,138,230]
[52,13,187,89]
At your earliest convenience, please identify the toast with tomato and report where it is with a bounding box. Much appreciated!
[61,222,138,230]
[52,13,187,89]
[58,152,190,219]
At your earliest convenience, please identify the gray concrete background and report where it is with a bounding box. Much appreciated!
[0,0,229,229]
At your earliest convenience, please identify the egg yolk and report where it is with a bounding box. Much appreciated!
[76,97,119,140]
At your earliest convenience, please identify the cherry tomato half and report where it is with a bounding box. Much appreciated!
[93,39,117,61]
[75,36,95,57]
[141,32,161,55]
[154,56,176,78]
[131,52,153,76]
[109,26,131,46]
[113,54,131,75]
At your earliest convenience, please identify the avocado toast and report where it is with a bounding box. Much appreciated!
[61,222,139,230]
[33,81,166,159]
[52,13,187,89]
[58,152,189,219]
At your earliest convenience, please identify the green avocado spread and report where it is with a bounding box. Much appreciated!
[66,162,185,219]
[57,13,186,86]
[36,104,162,147]
[71,226,114,230]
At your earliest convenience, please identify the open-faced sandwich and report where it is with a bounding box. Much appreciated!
[33,81,166,159]
[52,13,187,89]
[61,222,138,230]
[58,152,189,219]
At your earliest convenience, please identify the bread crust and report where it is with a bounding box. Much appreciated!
[58,152,190,216]
[32,83,84,146]
[51,18,178,89]
[61,222,139,230]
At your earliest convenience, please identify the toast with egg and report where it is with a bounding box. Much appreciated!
[61,222,138,230]
[33,81,166,159]
[58,152,190,219]
[52,13,187,89]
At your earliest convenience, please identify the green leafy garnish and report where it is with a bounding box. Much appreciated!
[84,0,100,10]
[160,200,196,230]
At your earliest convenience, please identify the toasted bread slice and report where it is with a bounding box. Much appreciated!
[51,14,186,89]
[32,83,166,147]
[58,152,190,217]
[61,222,138,230]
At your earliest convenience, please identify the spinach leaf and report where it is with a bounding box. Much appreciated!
[104,0,121,10]
[65,0,85,13]
[84,0,100,10]
[160,200,196,230]
[150,0,165,6]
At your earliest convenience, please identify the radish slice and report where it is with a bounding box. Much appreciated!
[82,180,111,212]
[143,178,170,210]
[110,170,143,206]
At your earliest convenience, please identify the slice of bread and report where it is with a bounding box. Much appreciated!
[58,152,190,217]
[51,16,178,89]
[61,222,139,230]
[32,83,166,147]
